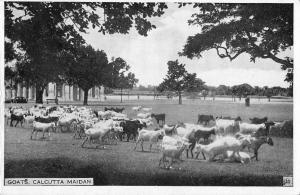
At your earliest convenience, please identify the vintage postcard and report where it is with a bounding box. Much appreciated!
[1,1,299,194]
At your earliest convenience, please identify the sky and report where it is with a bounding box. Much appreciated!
[81,3,292,88]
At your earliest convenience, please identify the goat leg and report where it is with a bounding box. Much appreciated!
[141,141,144,152]
[15,120,19,127]
[48,129,51,140]
[134,139,139,150]
[201,152,206,160]
[81,137,88,148]
[30,128,35,140]
[254,150,258,161]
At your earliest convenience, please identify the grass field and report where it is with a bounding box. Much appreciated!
[4,99,293,186]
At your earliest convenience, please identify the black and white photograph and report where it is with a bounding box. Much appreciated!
[1,0,299,194]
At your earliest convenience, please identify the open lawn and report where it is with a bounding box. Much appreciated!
[4,100,293,185]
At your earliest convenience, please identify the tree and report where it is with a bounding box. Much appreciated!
[64,45,109,105]
[271,86,287,96]
[5,2,167,103]
[216,85,231,95]
[5,66,17,98]
[180,3,293,88]
[104,87,113,94]
[253,86,263,100]
[262,86,273,102]
[231,83,254,100]
[157,60,206,104]
[108,58,138,103]
[201,90,209,100]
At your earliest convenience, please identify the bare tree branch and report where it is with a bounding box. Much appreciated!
[214,46,246,61]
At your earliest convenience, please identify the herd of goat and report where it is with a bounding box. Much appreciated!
[4,104,291,169]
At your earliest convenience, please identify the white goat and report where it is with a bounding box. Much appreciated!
[132,106,142,111]
[159,139,191,169]
[175,123,199,139]
[161,135,186,149]
[137,112,151,119]
[239,123,265,135]
[23,115,35,127]
[222,150,251,164]
[81,119,115,148]
[4,109,11,125]
[215,119,240,136]
[134,129,165,151]
[137,117,153,127]
[142,107,152,112]
[194,136,251,161]
[57,116,78,132]
[31,121,55,140]
[237,134,274,161]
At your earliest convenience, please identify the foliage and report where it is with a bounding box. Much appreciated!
[4,66,18,90]
[215,85,231,95]
[104,87,114,94]
[5,2,167,103]
[108,57,138,90]
[137,85,156,91]
[64,45,109,105]
[157,60,206,104]
[231,83,254,97]
[180,3,293,87]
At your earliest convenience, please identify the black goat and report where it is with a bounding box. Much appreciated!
[253,121,275,137]
[249,117,268,124]
[151,113,166,127]
[105,107,125,113]
[93,110,99,118]
[197,114,214,125]
[10,113,25,127]
[35,116,60,126]
[187,128,216,159]
[119,120,146,142]
[46,106,57,115]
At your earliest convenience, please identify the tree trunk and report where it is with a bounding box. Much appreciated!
[83,89,89,105]
[120,88,123,103]
[35,86,44,104]
[178,91,182,105]
[26,82,29,99]
[268,97,271,102]
[10,79,13,98]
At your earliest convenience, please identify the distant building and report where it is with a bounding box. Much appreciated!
[5,82,105,102]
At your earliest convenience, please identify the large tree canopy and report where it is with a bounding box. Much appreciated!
[5,2,167,103]
[180,3,293,88]
[64,45,109,105]
[231,83,254,98]
[157,60,206,104]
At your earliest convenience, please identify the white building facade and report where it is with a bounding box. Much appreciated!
[5,82,105,102]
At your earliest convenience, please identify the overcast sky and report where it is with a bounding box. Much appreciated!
[81,3,292,88]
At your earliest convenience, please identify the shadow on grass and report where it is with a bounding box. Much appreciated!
[5,157,109,185]
[5,157,283,186]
